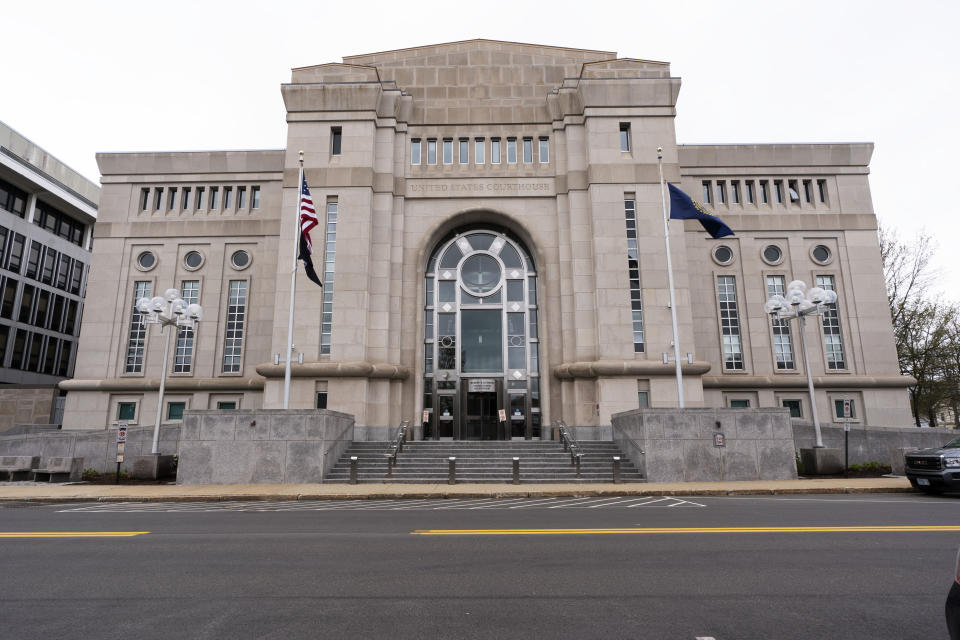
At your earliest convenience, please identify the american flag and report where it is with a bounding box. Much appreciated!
[299,175,318,253]
[297,174,323,288]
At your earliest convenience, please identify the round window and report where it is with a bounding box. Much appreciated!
[460,254,501,295]
[762,245,783,264]
[812,245,832,264]
[184,251,203,269]
[231,250,250,270]
[712,245,734,265]
[136,251,156,270]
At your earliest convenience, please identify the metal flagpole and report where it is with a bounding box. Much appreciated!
[282,152,303,409]
[657,147,685,408]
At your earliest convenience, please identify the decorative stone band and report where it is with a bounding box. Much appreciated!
[702,374,916,389]
[58,377,265,392]
[552,360,712,379]
[255,361,410,380]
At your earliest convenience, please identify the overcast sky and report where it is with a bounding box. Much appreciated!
[4,0,958,295]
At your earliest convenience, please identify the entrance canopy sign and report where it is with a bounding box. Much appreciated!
[468,379,496,393]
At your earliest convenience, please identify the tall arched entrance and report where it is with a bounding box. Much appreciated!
[422,226,542,439]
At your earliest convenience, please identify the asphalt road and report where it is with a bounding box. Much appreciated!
[2,494,959,640]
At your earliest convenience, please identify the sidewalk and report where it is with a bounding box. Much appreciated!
[0,477,914,503]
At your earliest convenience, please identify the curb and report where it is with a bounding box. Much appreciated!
[0,485,916,504]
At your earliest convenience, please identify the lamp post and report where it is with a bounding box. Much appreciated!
[763,280,838,448]
[135,288,203,455]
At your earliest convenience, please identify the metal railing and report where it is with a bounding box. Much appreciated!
[556,420,583,477]
[384,420,409,479]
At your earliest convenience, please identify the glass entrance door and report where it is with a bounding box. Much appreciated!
[464,390,499,440]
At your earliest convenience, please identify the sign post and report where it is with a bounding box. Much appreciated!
[843,400,852,477]
[116,421,128,484]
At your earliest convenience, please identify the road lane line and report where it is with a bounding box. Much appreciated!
[0,532,149,538]
[411,525,960,536]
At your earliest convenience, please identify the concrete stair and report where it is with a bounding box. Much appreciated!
[325,440,645,484]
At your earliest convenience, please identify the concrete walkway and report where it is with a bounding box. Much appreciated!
[0,477,914,503]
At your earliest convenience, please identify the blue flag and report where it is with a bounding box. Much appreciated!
[668,184,734,239]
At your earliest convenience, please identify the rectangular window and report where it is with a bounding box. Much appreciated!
[427,139,437,164]
[507,138,517,163]
[638,391,649,408]
[125,281,151,373]
[745,181,755,204]
[760,181,769,204]
[34,290,49,328]
[154,188,163,211]
[25,241,41,279]
[70,262,84,295]
[0,178,27,217]
[442,139,453,164]
[730,399,751,408]
[41,249,56,284]
[702,181,712,204]
[7,233,24,273]
[731,181,740,204]
[331,127,342,156]
[0,277,16,319]
[18,284,34,323]
[623,197,644,353]
[783,399,802,418]
[251,186,260,209]
[459,138,468,164]
[817,179,827,203]
[223,187,233,210]
[411,139,421,165]
[173,280,199,373]
[803,180,812,203]
[11,329,26,369]
[766,275,795,369]
[222,280,247,373]
[217,401,237,410]
[774,180,783,204]
[316,393,328,409]
[196,187,205,210]
[788,180,800,203]
[474,138,485,164]
[491,138,501,164]
[522,137,533,163]
[320,198,338,355]
[717,275,744,370]
[167,188,177,210]
[716,181,726,204]
[816,275,846,369]
[538,137,549,163]
[166,402,186,421]
[117,402,136,421]
[0,325,9,366]
[237,186,246,210]
[209,187,219,210]
[56,256,71,290]
[57,340,72,376]
[619,123,631,152]
[140,188,150,211]
[182,187,191,210]
[834,399,856,419]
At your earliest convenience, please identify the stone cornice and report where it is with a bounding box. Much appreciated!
[255,361,410,380]
[553,360,712,379]
[59,377,265,392]
[702,375,915,389]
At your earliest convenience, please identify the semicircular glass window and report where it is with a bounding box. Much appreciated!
[461,254,501,295]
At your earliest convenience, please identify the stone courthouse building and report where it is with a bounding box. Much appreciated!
[61,39,912,439]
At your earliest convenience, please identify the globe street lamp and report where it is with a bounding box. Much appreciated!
[136,288,203,455]
[763,280,838,449]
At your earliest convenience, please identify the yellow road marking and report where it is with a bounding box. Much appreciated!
[0,532,149,538]
[412,525,960,536]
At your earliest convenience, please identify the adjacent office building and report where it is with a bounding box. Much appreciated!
[61,40,912,438]
[0,121,97,429]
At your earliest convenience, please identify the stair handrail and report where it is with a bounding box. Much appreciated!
[384,421,409,476]
[556,420,583,464]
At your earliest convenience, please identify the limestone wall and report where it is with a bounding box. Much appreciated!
[0,424,180,474]
[176,409,353,484]
[611,408,798,482]
[0,388,58,433]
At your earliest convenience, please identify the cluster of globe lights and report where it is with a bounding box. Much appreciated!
[136,288,203,327]
[763,280,838,319]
